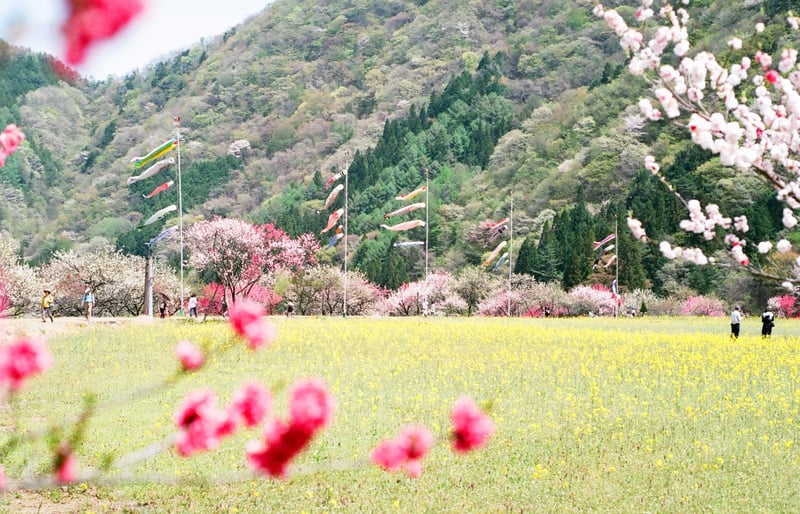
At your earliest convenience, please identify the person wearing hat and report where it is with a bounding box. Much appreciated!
[82,287,96,320]
[41,289,54,323]
[730,305,742,339]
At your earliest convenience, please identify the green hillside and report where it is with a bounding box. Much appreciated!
[0,0,797,297]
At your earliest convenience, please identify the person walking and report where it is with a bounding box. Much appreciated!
[286,301,294,317]
[730,305,742,339]
[188,294,198,318]
[761,308,775,338]
[41,289,54,323]
[82,287,95,320]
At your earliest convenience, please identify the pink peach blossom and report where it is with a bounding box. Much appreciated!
[450,396,495,453]
[246,419,312,478]
[61,0,144,65]
[173,389,234,456]
[174,340,204,371]
[288,379,335,434]
[370,439,406,472]
[370,424,434,478]
[229,381,272,428]
[228,299,277,350]
[765,69,780,84]
[397,425,434,461]
[0,337,53,391]
[246,379,335,478]
[0,124,24,156]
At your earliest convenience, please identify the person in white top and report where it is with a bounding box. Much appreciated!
[730,306,742,339]
[188,294,198,318]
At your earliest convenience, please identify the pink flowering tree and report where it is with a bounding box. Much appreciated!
[381,272,457,316]
[598,1,800,290]
[187,219,321,306]
[186,218,267,304]
[0,280,10,316]
[384,280,426,316]
[767,294,797,317]
[567,284,619,316]
[519,280,571,318]
[477,290,516,316]
[680,295,726,316]
[259,224,320,275]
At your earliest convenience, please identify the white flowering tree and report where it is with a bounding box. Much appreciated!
[287,266,383,315]
[597,1,800,289]
[0,232,41,316]
[38,246,181,316]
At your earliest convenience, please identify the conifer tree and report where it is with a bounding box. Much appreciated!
[561,188,594,289]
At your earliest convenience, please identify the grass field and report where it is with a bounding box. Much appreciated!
[3,315,800,513]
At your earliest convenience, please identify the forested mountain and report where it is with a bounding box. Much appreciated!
[0,0,797,298]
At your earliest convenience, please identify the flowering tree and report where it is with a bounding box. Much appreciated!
[187,219,320,305]
[384,281,426,316]
[0,233,41,316]
[287,266,383,315]
[38,245,180,316]
[567,284,619,316]
[477,290,517,316]
[680,295,726,316]
[259,224,320,274]
[767,294,797,317]
[453,267,502,315]
[517,280,571,317]
[597,1,800,290]
[186,218,267,304]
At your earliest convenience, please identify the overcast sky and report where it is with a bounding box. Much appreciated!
[0,0,270,78]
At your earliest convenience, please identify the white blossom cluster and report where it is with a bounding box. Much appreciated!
[678,200,731,241]
[598,0,800,275]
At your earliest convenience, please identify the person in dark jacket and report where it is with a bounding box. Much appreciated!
[761,309,775,338]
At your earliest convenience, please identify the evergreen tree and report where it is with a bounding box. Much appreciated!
[561,188,594,289]
[514,234,537,275]
[533,225,563,283]
[381,241,410,290]
[617,226,647,291]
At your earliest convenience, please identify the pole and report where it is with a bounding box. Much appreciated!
[145,243,153,317]
[615,214,620,318]
[507,191,513,317]
[175,116,184,315]
[425,167,429,282]
[343,150,349,317]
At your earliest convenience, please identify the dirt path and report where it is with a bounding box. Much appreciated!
[1,316,153,341]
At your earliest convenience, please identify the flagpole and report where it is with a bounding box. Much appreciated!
[425,167,429,282]
[615,213,619,318]
[145,243,153,318]
[507,191,513,317]
[175,116,184,315]
[343,150,349,318]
